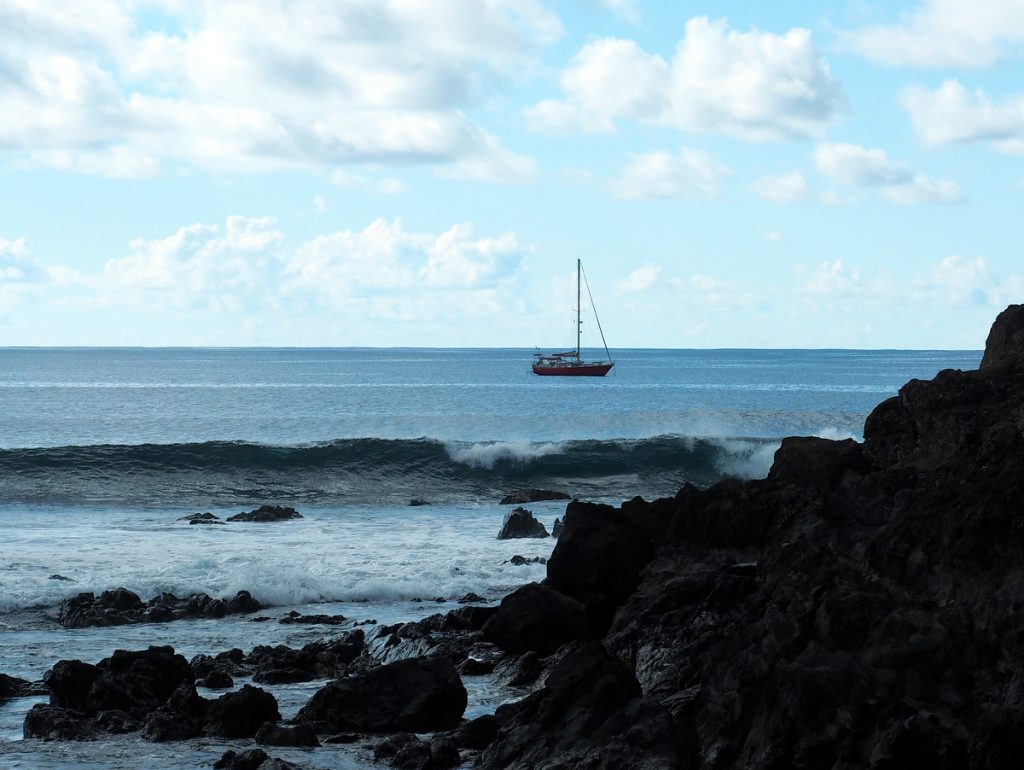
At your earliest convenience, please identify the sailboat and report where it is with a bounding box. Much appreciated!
[532,259,614,377]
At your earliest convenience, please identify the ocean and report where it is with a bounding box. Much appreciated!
[0,346,981,768]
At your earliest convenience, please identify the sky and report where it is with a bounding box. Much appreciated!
[0,0,1022,349]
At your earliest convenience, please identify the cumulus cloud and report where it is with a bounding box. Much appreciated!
[620,264,662,292]
[0,1,556,179]
[813,143,963,204]
[609,147,729,200]
[845,0,1024,69]
[525,17,844,141]
[102,216,283,310]
[902,81,1024,153]
[750,171,811,204]
[0,238,43,283]
[285,218,526,296]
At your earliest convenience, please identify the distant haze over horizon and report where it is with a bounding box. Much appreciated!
[0,1,1021,349]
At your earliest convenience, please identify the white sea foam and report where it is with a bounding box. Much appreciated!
[0,504,556,615]
[712,438,781,480]
[445,440,567,469]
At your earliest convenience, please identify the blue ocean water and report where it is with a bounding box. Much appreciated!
[0,346,981,768]
[0,347,981,508]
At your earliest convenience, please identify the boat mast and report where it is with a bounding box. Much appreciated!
[576,258,582,360]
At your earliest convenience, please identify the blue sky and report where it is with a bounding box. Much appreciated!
[1,0,1022,348]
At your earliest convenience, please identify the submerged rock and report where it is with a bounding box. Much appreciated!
[496,507,548,539]
[226,505,302,522]
[507,555,546,566]
[499,489,571,505]
[178,512,223,524]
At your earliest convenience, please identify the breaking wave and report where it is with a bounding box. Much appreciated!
[0,435,784,508]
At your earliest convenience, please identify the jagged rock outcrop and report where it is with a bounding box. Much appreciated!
[476,304,1024,769]
[497,507,549,539]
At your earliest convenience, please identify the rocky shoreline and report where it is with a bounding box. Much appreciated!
[5,305,1023,769]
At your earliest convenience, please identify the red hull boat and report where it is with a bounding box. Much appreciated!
[532,358,614,376]
[532,260,614,377]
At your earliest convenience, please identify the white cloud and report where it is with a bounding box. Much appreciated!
[102,216,283,309]
[620,264,662,292]
[0,238,42,283]
[525,17,844,141]
[763,229,784,242]
[902,81,1024,153]
[845,0,1024,69]
[0,1,556,179]
[285,218,527,297]
[813,143,963,204]
[750,171,811,204]
[329,170,409,195]
[800,259,864,297]
[609,147,729,200]
[595,0,641,24]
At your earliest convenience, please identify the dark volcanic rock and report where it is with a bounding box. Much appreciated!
[479,641,683,770]
[451,713,500,750]
[551,517,563,537]
[58,589,261,628]
[179,512,223,524]
[480,305,1024,768]
[27,646,197,741]
[199,670,234,689]
[499,488,571,505]
[278,611,347,625]
[0,672,41,702]
[546,498,661,635]
[248,630,365,683]
[226,504,303,522]
[980,303,1024,368]
[255,721,320,747]
[213,749,273,770]
[204,684,280,739]
[481,582,588,655]
[496,507,548,539]
[507,554,546,566]
[23,704,97,741]
[296,655,467,733]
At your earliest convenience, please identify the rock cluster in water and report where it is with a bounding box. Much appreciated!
[58,588,261,628]
[226,505,303,522]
